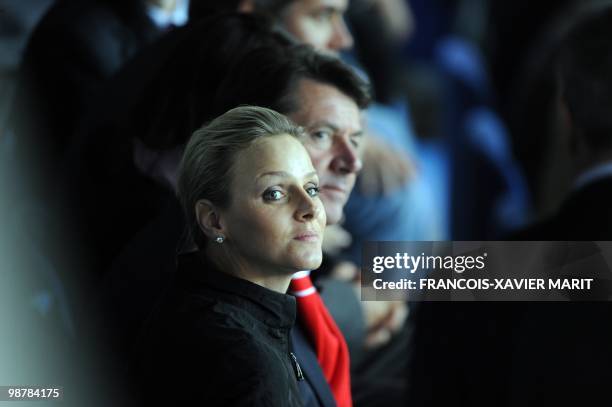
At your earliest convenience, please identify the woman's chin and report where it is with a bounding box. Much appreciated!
[290,251,323,272]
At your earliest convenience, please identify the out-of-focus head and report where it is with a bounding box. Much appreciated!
[279,0,353,53]
[189,0,353,53]
[178,106,326,273]
[558,5,612,154]
[130,13,294,150]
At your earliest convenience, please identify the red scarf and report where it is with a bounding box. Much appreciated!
[290,271,352,407]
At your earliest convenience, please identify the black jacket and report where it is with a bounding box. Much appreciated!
[292,324,337,407]
[136,251,304,406]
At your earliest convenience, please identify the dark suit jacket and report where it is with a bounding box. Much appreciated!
[408,177,612,407]
[512,177,612,239]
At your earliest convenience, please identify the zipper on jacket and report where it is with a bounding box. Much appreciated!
[289,352,304,381]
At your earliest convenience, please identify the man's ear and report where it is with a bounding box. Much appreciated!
[237,0,255,13]
[195,199,226,240]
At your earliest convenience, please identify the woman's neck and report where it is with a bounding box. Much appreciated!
[203,246,293,294]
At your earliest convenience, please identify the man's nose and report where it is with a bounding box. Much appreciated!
[330,137,362,174]
[328,17,353,51]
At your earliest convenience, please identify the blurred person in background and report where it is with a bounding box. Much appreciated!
[408,4,612,407]
[513,1,612,240]
[405,0,531,239]
[2,0,191,347]
[9,0,189,180]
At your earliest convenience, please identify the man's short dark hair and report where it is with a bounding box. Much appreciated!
[135,13,371,149]
[211,42,372,121]
[558,6,612,150]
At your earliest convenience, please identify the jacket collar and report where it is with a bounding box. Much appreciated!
[176,251,296,330]
[291,324,338,407]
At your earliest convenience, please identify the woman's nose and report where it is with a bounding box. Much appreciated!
[294,191,318,222]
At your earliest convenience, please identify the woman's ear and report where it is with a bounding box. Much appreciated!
[195,199,225,240]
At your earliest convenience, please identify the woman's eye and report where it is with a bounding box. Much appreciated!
[306,186,320,197]
[263,189,285,201]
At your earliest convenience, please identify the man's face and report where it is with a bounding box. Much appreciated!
[281,0,353,53]
[288,78,363,225]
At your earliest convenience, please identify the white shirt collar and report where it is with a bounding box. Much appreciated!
[292,270,311,279]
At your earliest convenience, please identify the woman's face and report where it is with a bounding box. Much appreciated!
[220,134,326,274]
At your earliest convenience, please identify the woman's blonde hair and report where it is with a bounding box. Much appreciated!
[177,105,304,248]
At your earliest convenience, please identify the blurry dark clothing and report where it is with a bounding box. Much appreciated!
[136,251,303,406]
[68,139,176,276]
[101,198,184,356]
[487,0,573,117]
[63,22,191,276]
[11,0,163,161]
[409,300,612,407]
[8,0,168,284]
[408,176,612,407]
[351,322,411,407]
[513,177,612,239]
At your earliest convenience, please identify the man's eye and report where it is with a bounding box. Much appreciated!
[311,130,331,141]
[312,9,334,22]
[263,189,285,201]
[306,186,320,197]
